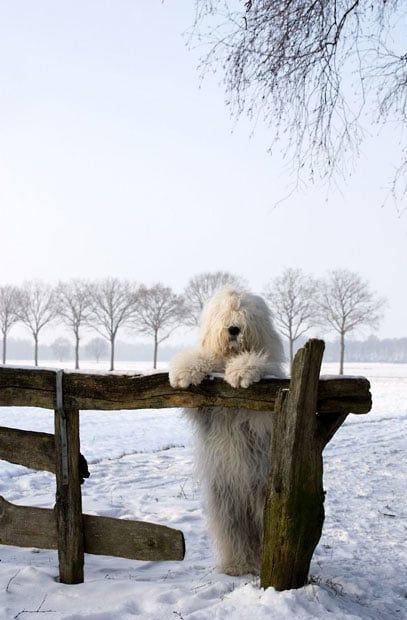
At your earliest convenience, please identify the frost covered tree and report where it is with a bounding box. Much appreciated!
[263,268,318,371]
[317,269,386,374]
[16,281,57,366]
[0,285,20,364]
[183,271,246,326]
[88,278,139,370]
[55,279,92,369]
[193,1,406,201]
[131,284,186,368]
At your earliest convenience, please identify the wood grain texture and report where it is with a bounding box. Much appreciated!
[0,366,56,408]
[83,512,185,561]
[0,496,57,549]
[0,366,372,414]
[0,497,185,561]
[261,339,326,591]
[0,426,55,472]
[54,406,84,584]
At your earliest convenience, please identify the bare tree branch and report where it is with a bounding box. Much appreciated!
[183,271,246,326]
[192,0,406,201]
[131,284,186,369]
[88,278,139,371]
[317,268,386,373]
[16,281,57,366]
[263,268,319,370]
[0,285,20,364]
[55,279,92,369]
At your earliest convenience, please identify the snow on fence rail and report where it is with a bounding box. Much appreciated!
[0,340,372,590]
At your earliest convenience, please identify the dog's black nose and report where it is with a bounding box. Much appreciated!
[228,326,240,336]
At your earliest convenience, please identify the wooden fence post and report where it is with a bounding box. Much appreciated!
[54,370,84,584]
[260,339,325,591]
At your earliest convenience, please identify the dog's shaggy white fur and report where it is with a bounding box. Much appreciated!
[169,288,285,576]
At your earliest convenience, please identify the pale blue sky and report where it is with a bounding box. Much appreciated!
[0,1,406,339]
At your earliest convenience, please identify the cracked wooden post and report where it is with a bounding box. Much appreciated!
[260,339,326,591]
[54,370,84,584]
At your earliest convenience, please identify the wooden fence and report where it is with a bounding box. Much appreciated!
[0,339,371,589]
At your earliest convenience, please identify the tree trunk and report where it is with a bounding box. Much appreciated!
[2,333,6,364]
[289,338,293,373]
[75,335,80,370]
[153,333,158,370]
[34,334,39,367]
[110,336,115,371]
[339,331,345,375]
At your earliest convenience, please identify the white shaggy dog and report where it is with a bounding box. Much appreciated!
[169,288,285,576]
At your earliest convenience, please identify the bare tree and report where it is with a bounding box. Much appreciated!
[183,271,246,326]
[55,279,92,369]
[51,337,72,362]
[85,337,109,363]
[0,285,20,364]
[263,268,318,371]
[16,281,57,366]
[193,1,406,203]
[88,278,138,371]
[317,269,386,374]
[131,283,186,369]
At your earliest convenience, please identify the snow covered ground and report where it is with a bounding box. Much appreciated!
[0,361,405,619]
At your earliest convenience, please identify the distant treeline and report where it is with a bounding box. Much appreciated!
[322,336,407,363]
[5,338,180,363]
[7,336,407,365]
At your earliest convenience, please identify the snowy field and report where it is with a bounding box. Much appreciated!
[0,360,405,619]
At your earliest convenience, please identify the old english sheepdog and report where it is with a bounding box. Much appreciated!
[169,288,285,575]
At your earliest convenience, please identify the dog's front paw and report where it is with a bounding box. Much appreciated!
[225,353,263,388]
[224,365,262,388]
[169,367,206,389]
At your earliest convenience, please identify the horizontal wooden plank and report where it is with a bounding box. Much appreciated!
[66,371,292,411]
[0,496,57,549]
[0,366,56,408]
[0,427,89,482]
[0,426,56,473]
[83,512,185,561]
[0,366,371,414]
[0,496,185,562]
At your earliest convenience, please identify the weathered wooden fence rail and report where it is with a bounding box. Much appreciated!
[0,365,370,413]
[0,340,372,589]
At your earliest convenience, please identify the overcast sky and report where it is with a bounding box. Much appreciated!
[0,1,406,340]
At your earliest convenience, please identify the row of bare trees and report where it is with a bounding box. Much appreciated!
[0,273,240,370]
[0,269,385,373]
[264,268,386,373]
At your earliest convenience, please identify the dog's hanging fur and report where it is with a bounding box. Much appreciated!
[169,288,285,575]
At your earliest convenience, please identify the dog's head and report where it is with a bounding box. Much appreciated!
[199,288,282,359]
